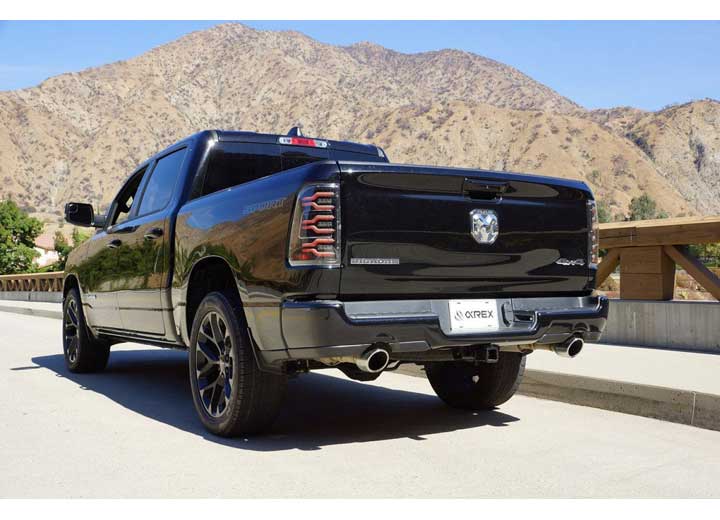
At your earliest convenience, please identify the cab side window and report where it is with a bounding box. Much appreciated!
[137,148,188,216]
[109,167,147,227]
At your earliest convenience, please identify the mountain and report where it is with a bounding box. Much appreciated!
[592,100,720,215]
[0,22,713,225]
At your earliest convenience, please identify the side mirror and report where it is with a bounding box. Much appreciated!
[64,202,104,228]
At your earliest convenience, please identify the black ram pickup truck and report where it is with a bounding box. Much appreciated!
[62,129,608,437]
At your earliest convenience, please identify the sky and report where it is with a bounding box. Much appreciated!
[0,20,718,111]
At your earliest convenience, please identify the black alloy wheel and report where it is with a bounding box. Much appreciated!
[188,292,287,437]
[62,287,110,373]
[194,311,236,417]
[63,297,80,365]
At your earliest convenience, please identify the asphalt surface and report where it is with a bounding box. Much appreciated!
[2,311,720,498]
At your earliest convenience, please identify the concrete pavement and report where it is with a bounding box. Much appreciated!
[0,299,62,319]
[1,311,719,498]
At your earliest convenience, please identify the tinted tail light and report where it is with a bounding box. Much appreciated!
[288,183,341,267]
[587,200,599,268]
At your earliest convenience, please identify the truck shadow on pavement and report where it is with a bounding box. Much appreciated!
[30,348,519,451]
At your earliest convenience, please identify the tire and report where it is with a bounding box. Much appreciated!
[62,287,111,373]
[188,291,287,437]
[425,353,526,410]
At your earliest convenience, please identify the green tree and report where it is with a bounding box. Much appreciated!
[0,200,43,274]
[628,194,668,221]
[596,201,612,223]
[51,228,90,271]
[689,243,720,267]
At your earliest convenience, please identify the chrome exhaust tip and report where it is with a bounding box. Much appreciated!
[552,337,584,358]
[355,346,391,373]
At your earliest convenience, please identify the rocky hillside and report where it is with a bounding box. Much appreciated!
[0,22,715,224]
[587,100,720,214]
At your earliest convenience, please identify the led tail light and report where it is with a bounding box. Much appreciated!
[587,200,599,268]
[288,183,341,267]
[278,136,328,148]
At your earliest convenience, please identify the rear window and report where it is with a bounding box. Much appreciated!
[202,143,283,196]
[197,141,388,198]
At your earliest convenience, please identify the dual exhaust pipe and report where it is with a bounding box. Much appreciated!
[355,345,391,373]
[352,337,583,374]
[550,337,584,358]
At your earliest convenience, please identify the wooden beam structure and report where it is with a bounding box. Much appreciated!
[596,248,620,287]
[599,216,720,249]
[598,217,720,301]
[664,245,720,301]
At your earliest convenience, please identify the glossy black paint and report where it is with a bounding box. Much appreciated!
[338,163,595,299]
[272,295,609,366]
[64,129,606,364]
[172,161,343,348]
[66,132,214,342]
[64,202,96,227]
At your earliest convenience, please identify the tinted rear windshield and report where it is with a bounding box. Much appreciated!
[197,142,387,198]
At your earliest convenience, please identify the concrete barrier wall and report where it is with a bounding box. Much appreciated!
[0,291,63,303]
[600,299,720,354]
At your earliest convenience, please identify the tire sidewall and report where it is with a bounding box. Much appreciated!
[188,292,245,434]
[425,353,525,410]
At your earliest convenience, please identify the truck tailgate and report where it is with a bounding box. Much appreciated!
[338,163,594,299]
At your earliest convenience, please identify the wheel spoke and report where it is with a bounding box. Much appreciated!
[67,303,78,327]
[67,336,78,362]
[199,326,216,346]
[198,372,220,392]
[197,339,219,362]
[209,382,221,414]
[198,376,216,392]
[197,360,215,377]
[210,314,224,349]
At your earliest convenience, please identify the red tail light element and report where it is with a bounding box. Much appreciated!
[288,183,341,267]
[278,136,328,148]
[302,214,334,225]
[587,200,599,268]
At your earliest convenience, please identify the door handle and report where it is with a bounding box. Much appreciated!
[144,227,164,240]
[463,178,509,200]
[107,239,122,249]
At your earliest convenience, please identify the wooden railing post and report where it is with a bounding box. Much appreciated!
[618,246,675,300]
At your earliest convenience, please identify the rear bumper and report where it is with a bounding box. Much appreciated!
[263,295,608,364]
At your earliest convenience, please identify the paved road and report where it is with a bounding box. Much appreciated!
[1,312,719,498]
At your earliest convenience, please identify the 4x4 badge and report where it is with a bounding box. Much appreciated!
[556,258,585,266]
[470,209,499,244]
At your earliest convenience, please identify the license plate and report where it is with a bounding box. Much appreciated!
[448,299,500,333]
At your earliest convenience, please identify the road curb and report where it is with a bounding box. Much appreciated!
[396,364,720,432]
[0,304,62,320]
